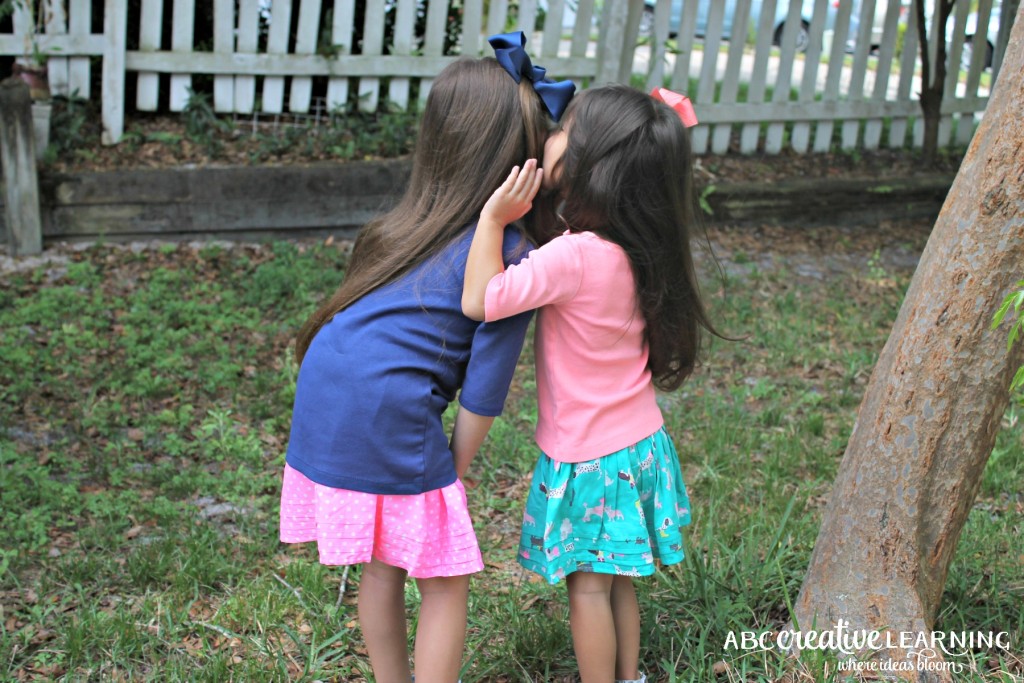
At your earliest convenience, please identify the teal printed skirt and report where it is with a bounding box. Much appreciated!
[517,427,692,584]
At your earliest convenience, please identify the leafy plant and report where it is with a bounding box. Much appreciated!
[44,91,92,160]
[698,184,717,216]
[992,279,1024,393]
[182,88,232,156]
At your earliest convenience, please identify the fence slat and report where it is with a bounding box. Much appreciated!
[419,0,450,105]
[888,4,919,149]
[840,0,877,149]
[667,0,699,93]
[541,0,565,58]
[690,0,726,154]
[169,0,195,111]
[102,0,127,144]
[486,0,509,41]
[812,0,854,151]
[618,0,645,83]
[570,0,595,59]
[234,0,260,114]
[596,0,628,84]
[291,0,323,114]
[863,0,903,149]
[44,0,70,98]
[939,0,971,146]
[136,0,163,111]
[462,0,481,56]
[326,0,355,110]
[68,0,90,98]
[518,0,538,41]
[358,0,385,111]
[11,1,31,45]
[990,0,1013,81]
[388,0,416,110]
[739,0,777,153]
[709,0,752,154]
[790,0,828,153]
[956,0,993,145]
[262,0,293,114]
[644,0,673,92]
[213,0,234,112]
[765,0,804,153]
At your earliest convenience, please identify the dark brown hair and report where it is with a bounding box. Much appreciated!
[295,58,552,364]
[554,85,724,391]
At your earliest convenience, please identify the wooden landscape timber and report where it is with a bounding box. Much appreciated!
[1,160,410,244]
[0,161,953,245]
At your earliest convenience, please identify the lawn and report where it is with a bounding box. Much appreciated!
[1,224,1021,682]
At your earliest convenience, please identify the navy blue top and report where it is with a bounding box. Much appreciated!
[285,224,534,495]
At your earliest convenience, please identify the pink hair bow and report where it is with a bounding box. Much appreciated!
[651,87,698,128]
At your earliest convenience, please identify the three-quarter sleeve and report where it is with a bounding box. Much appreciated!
[458,308,533,416]
[484,234,585,322]
[459,228,536,416]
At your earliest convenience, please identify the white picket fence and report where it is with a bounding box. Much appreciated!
[0,0,1012,153]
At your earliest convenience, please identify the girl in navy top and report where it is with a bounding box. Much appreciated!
[280,43,574,683]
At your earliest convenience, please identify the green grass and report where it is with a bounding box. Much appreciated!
[1,235,1021,681]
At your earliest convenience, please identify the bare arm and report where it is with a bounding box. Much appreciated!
[462,159,543,321]
[450,407,496,479]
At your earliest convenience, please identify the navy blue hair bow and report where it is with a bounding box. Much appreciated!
[488,31,576,122]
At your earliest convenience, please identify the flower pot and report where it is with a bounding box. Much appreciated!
[31,101,52,160]
[13,60,51,101]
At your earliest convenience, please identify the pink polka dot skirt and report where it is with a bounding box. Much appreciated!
[279,464,484,578]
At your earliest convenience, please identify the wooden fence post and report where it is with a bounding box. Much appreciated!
[0,78,44,255]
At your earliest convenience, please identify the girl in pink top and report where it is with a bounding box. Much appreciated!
[463,85,723,683]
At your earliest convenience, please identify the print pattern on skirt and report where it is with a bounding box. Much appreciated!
[518,428,692,584]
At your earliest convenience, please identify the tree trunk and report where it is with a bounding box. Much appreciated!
[915,0,953,165]
[792,5,1024,681]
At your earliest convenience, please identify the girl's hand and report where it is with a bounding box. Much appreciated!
[481,159,543,229]
[464,160,541,321]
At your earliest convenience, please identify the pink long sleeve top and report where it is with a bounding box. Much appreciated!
[484,230,664,463]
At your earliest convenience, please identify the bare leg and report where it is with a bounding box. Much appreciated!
[566,571,616,683]
[610,576,641,681]
[412,574,470,683]
[358,559,412,683]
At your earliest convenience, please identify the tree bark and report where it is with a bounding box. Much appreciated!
[792,5,1024,681]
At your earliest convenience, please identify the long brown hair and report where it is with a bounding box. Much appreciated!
[295,58,552,364]
[554,85,726,391]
